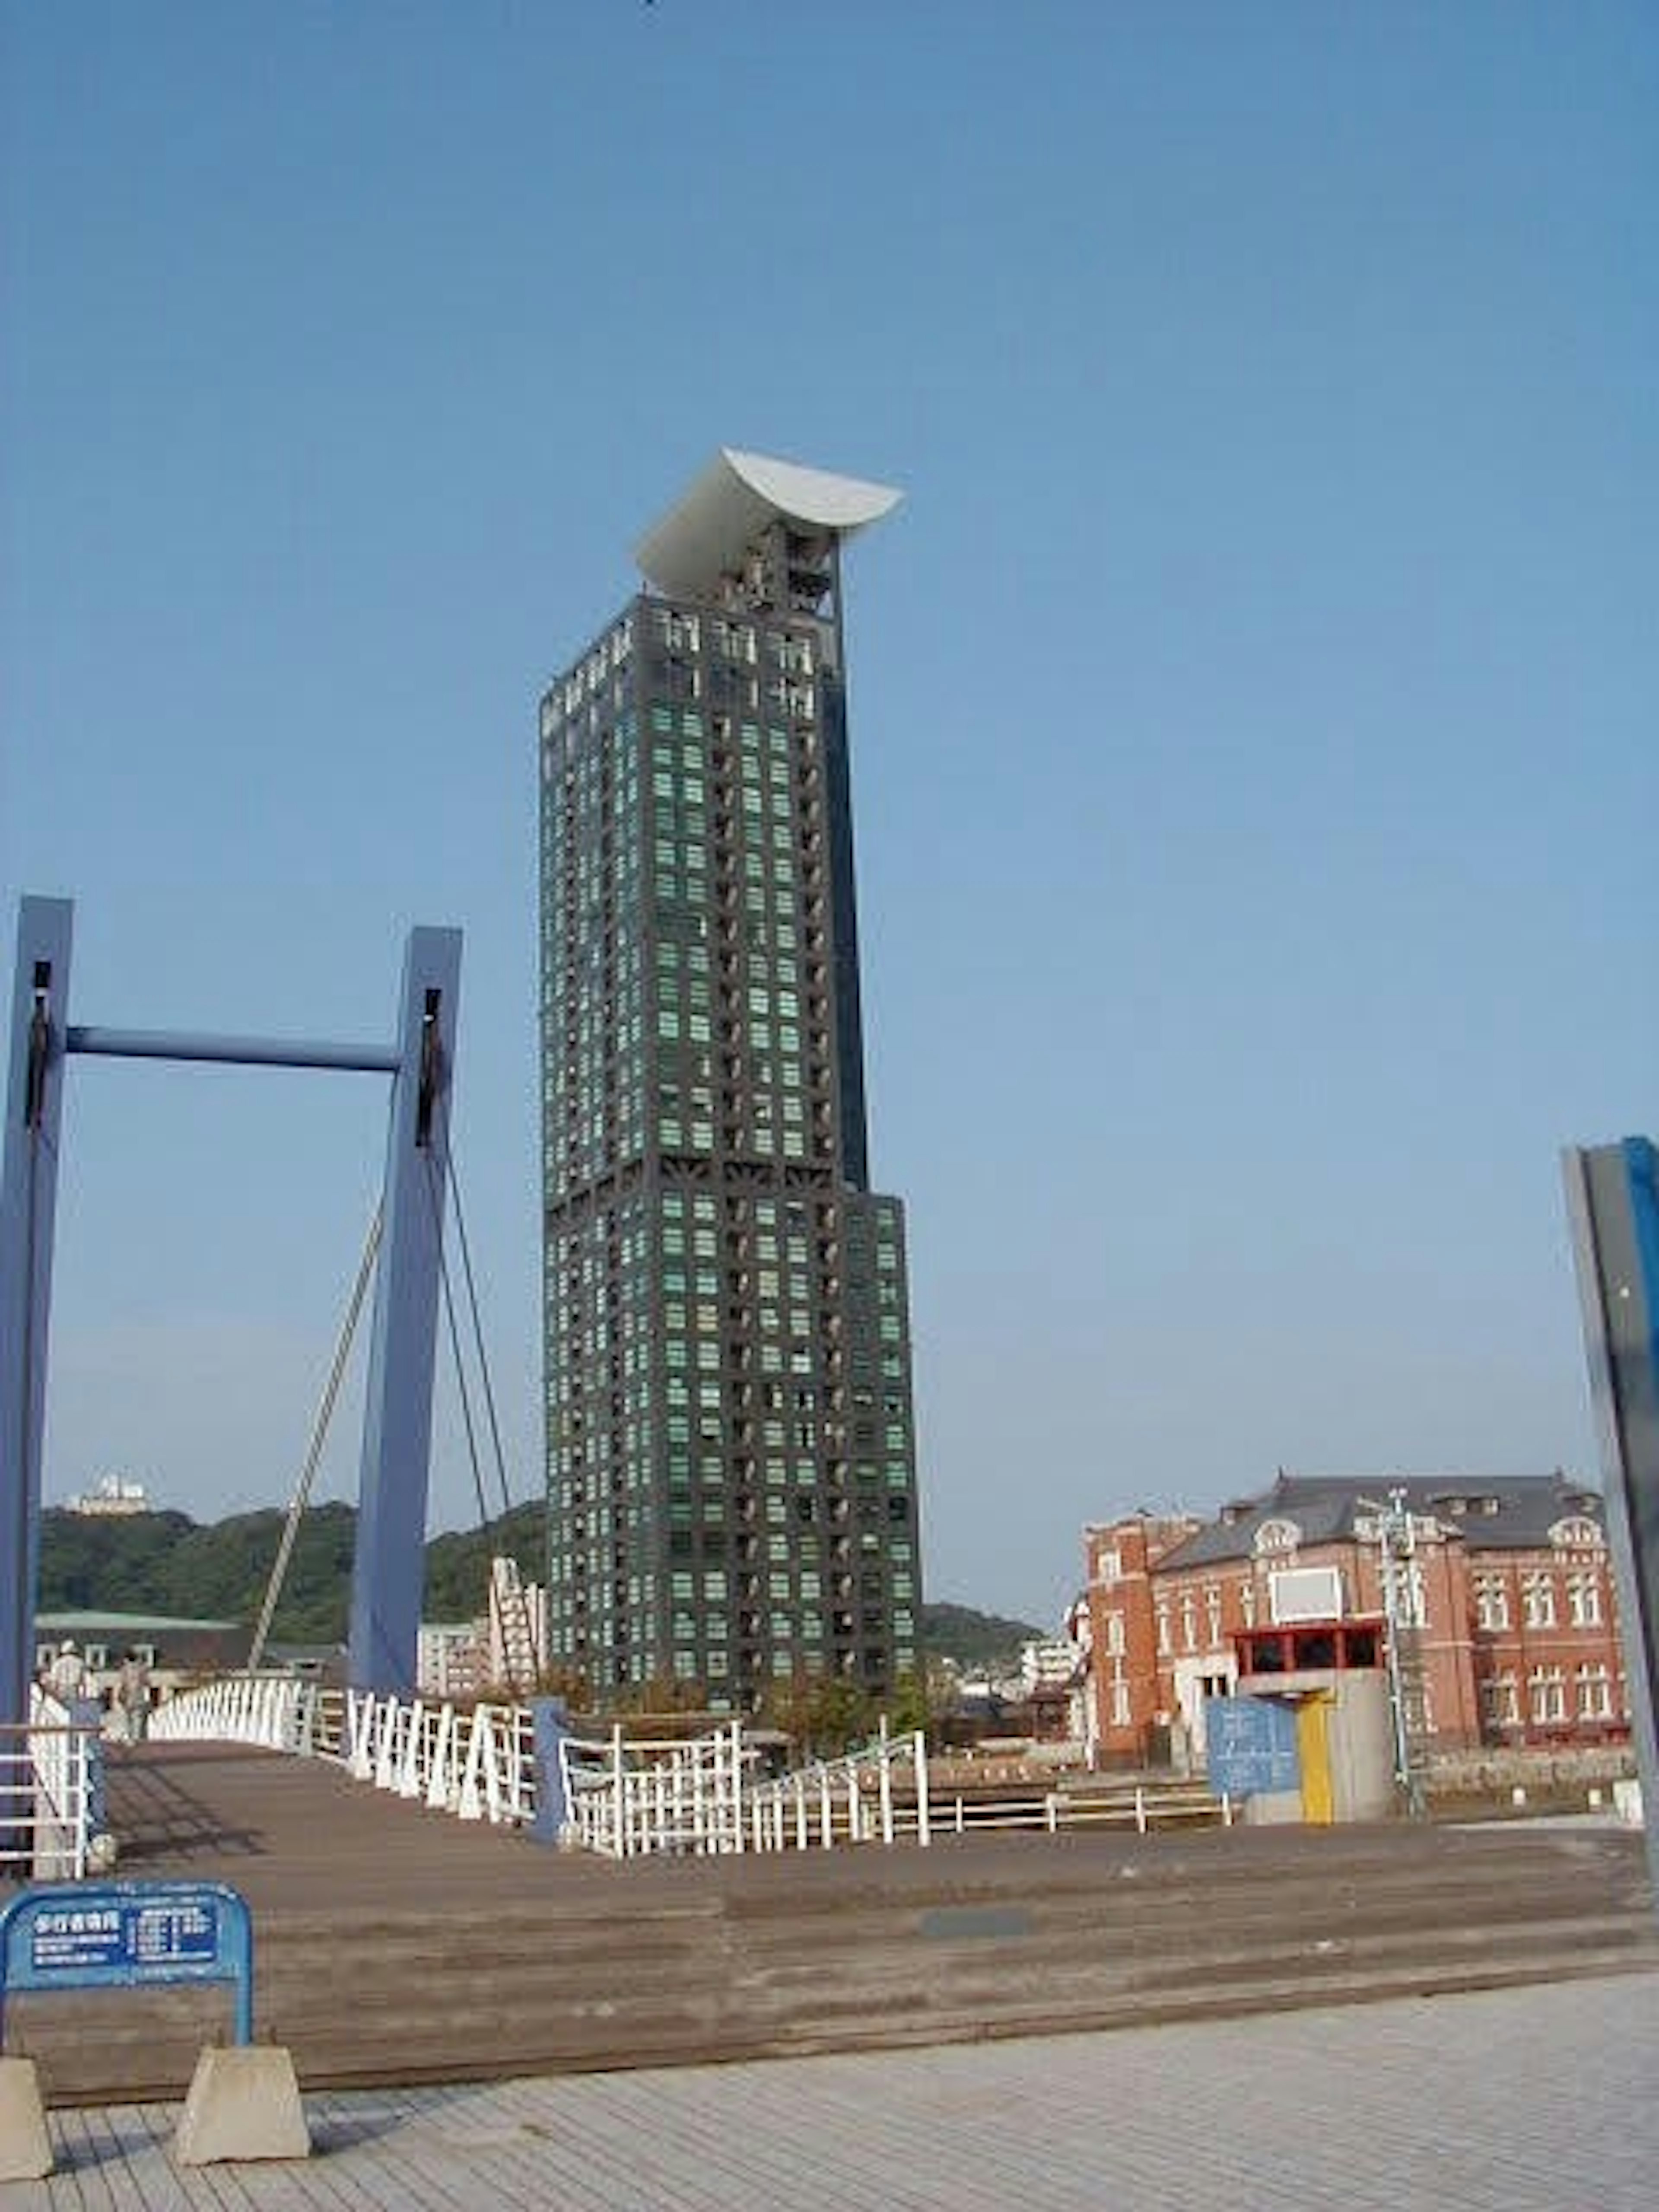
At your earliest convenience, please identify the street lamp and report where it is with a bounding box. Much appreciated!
[1359,1488,1426,1819]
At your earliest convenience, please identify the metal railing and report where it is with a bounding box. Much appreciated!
[558,1721,932,1859]
[48,1672,1248,1872]
[744,1728,932,1853]
[148,1670,330,1758]
[151,1676,938,1859]
[560,1720,741,1856]
[0,1688,97,1881]
[938,1777,1232,1835]
[343,1691,536,1824]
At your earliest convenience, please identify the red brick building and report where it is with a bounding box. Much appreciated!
[1081,1474,1627,1770]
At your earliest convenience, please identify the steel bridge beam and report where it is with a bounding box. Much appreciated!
[66,1028,400,1074]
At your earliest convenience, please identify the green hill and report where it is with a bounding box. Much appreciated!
[38,1503,1041,1662]
[40,1501,377,1646]
[918,1599,1049,1669]
[423,1501,545,1621]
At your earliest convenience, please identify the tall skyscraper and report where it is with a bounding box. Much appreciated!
[538,450,922,1710]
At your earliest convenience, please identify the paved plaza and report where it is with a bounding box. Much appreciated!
[10,1967,1658,2210]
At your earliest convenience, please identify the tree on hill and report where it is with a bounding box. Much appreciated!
[38,1504,1048,1690]
[37,1509,196,1612]
[423,1502,545,1621]
[40,1502,359,1645]
[919,1600,1049,1670]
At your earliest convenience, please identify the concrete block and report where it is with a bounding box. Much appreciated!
[0,2056,53,2181]
[173,2046,311,2166]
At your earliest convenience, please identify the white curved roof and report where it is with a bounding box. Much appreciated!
[636,448,902,599]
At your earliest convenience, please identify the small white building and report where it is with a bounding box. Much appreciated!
[418,1558,550,1702]
[64,1475,152,1517]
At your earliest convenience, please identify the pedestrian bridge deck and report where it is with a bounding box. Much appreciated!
[5,1740,1656,2108]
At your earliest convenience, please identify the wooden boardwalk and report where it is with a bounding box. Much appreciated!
[3,1740,1656,2108]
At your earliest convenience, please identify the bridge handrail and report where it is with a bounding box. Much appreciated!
[941,1780,1234,1835]
[738,1729,933,1853]
[115,1678,1249,1861]
[148,1671,324,1756]
[343,1690,535,1824]
[149,1675,938,1859]
[558,1719,747,1857]
[0,1688,96,1881]
[555,1719,933,1857]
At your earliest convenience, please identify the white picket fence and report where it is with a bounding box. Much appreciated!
[149,1676,935,1859]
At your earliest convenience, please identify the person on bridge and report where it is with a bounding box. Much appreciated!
[43,1638,86,1702]
[114,1649,151,1743]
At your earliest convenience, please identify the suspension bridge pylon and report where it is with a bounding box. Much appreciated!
[0,896,462,1747]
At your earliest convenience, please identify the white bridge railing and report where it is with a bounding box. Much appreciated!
[343,1692,536,1825]
[0,1688,98,1881]
[148,1671,326,1758]
[149,1677,935,1859]
[558,1720,931,1857]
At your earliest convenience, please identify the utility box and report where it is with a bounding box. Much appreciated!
[1210,1618,1397,1824]
[1232,1671,1395,1824]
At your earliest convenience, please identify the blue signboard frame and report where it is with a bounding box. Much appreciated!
[0,1880,253,2046]
[1204,1694,1301,1798]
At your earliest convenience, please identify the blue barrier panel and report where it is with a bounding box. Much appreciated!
[528,1697,572,1846]
[0,1880,254,2047]
[1203,1694,1301,1799]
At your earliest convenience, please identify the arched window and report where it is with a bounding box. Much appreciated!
[1252,1517,1301,1559]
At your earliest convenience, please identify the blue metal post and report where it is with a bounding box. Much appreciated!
[349,928,462,1694]
[1,899,73,1749]
[1564,1137,1659,1911]
[528,1698,572,1845]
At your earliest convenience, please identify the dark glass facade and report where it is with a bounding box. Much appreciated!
[539,501,920,1709]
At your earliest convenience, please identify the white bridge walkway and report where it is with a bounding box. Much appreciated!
[149,1674,938,1857]
[145,1673,1228,1860]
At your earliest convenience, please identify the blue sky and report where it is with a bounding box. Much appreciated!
[3,3,1653,1628]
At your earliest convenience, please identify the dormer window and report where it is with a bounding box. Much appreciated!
[1253,1517,1301,1559]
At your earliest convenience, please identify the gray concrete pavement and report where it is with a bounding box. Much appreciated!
[13,1967,1659,2209]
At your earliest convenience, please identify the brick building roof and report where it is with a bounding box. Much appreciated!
[1158,1472,1604,1571]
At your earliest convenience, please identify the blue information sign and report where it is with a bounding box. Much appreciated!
[0,1881,253,2045]
[1204,1694,1301,1799]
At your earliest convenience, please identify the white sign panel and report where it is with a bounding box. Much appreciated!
[1269,1565,1343,1624]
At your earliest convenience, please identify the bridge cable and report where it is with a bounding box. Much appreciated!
[434,1136,517,1529]
[247,1200,384,1674]
[423,1140,542,1695]
[439,1135,544,1694]
[424,1148,495,1540]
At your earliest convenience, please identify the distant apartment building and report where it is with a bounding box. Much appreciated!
[538,450,922,1709]
[416,1620,487,1703]
[1083,1474,1628,1767]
